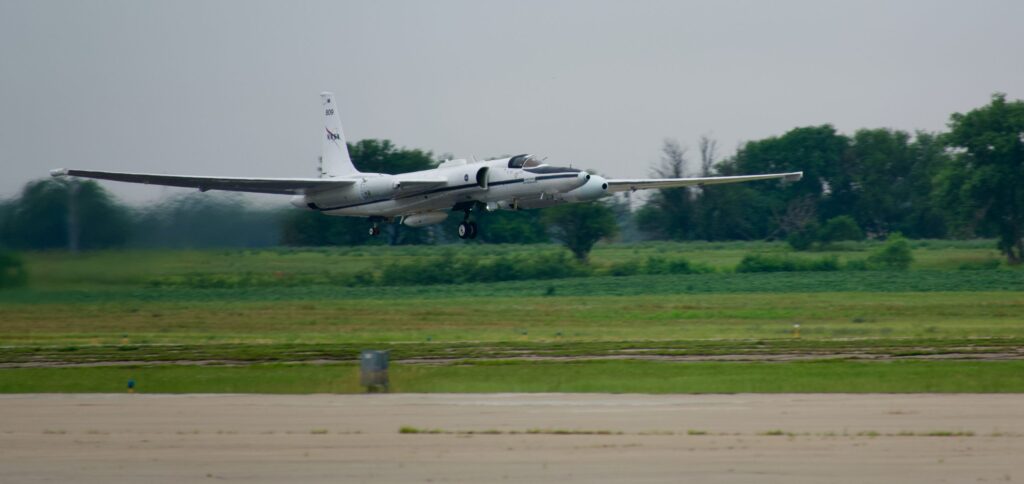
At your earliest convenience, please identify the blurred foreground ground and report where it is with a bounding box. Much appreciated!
[1,393,1021,483]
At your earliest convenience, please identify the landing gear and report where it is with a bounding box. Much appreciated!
[457,221,477,240]
[457,209,478,240]
[368,225,381,236]
[368,218,382,237]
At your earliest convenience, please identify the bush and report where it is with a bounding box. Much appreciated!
[844,259,870,271]
[378,251,590,286]
[642,256,712,275]
[607,260,641,277]
[787,216,864,251]
[0,250,28,288]
[817,216,865,243]
[866,233,914,270]
[786,226,818,251]
[735,254,840,273]
[957,258,1001,271]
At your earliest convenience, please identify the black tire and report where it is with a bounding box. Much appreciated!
[457,222,469,239]
[468,222,478,239]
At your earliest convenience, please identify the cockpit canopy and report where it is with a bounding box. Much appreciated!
[507,154,543,169]
[507,153,582,174]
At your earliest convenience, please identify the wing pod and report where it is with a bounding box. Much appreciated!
[561,174,609,202]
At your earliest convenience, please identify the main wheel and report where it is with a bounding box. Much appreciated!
[369,226,381,236]
[457,222,469,239]
[467,222,478,239]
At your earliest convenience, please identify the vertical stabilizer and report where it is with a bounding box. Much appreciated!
[320,92,359,177]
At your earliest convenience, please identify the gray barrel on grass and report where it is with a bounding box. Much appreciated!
[360,350,390,391]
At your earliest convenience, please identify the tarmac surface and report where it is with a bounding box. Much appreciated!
[1,393,1022,483]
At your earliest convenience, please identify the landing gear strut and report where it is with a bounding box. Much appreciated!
[368,217,383,237]
[457,210,478,240]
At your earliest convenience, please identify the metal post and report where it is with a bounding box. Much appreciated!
[360,350,390,392]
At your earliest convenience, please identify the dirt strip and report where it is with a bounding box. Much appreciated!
[1,393,1022,483]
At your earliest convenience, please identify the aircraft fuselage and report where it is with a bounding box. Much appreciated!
[293,156,598,220]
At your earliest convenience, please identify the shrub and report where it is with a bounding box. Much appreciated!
[786,224,819,251]
[787,216,864,251]
[844,259,870,271]
[642,256,712,275]
[957,258,1001,271]
[817,216,865,243]
[378,251,590,286]
[607,260,640,277]
[866,233,914,270]
[735,254,840,273]
[0,250,28,289]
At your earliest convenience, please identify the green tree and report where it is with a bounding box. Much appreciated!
[938,93,1024,264]
[132,193,284,248]
[0,250,27,288]
[817,215,864,243]
[867,233,914,270]
[474,210,549,244]
[0,179,131,250]
[636,140,696,240]
[701,125,845,240]
[839,129,950,238]
[541,202,618,262]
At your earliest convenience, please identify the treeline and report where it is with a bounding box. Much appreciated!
[637,93,1024,263]
[1,94,1021,263]
[0,184,284,250]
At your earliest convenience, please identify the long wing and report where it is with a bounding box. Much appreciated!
[49,168,357,195]
[606,171,803,193]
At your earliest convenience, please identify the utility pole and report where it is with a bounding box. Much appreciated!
[66,179,80,254]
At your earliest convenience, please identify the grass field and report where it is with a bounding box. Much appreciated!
[2,360,1023,394]
[1,240,1021,393]
[16,239,1008,289]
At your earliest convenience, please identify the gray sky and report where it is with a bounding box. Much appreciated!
[2,0,1022,204]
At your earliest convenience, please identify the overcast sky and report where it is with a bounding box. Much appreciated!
[2,0,1022,204]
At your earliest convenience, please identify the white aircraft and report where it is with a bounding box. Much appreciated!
[51,92,802,239]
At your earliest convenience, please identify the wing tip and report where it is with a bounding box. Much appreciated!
[49,168,69,177]
[784,171,803,182]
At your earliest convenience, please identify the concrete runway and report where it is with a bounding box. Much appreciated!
[1,393,1022,483]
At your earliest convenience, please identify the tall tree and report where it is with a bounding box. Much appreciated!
[542,202,618,262]
[836,129,949,238]
[132,193,284,248]
[938,93,1024,263]
[704,125,847,240]
[698,134,718,177]
[635,139,695,239]
[0,179,131,250]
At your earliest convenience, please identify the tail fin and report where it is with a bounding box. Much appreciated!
[320,92,360,177]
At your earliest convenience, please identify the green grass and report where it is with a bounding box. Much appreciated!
[16,240,1009,290]
[2,290,1022,345]
[4,337,1021,366]
[2,360,1023,393]
[1,242,1021,394]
